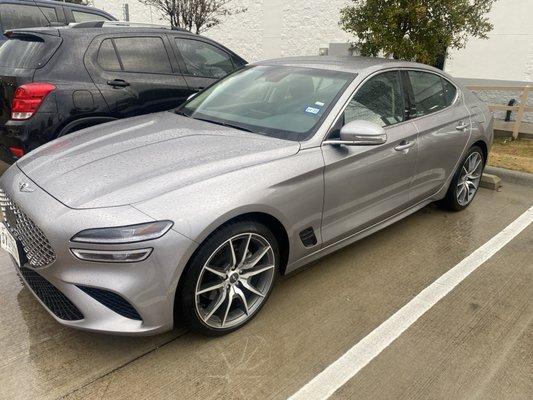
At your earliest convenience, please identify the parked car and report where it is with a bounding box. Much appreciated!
[0,56,493,336]
[0,0,116,44]
[0,21,247,163]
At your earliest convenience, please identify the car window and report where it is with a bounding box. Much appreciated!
[0,36,50,68]
[408,71,448,117]
[344,71,404,127]
[97,39,121,71]
[175,38,234,79]
[113,37,172,74]
[0,4,58,31]
[442,78,457,106]
[72,10,111,22]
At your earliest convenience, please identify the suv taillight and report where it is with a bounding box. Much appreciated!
[11,83,56,120]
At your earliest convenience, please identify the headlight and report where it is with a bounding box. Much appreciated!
[71,221,173,244]
[71,248,153,263]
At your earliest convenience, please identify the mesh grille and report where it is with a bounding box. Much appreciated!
[0,189,56,268]
[78,286,142,321]
[20,267,84,321]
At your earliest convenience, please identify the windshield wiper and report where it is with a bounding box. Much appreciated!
[192,117,255,133]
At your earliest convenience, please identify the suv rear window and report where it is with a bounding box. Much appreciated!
[0,3,58,31]
[0,36,53,68]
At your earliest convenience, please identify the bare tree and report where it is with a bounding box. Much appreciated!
[140,0,246,34]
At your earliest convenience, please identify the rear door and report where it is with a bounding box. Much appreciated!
[85,34,191,117]
[172,36,242,92]
[403,70,471,202]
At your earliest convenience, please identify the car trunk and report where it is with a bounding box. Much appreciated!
[0,31,61,126]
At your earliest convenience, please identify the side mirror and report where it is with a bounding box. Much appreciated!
[324,120,387,146]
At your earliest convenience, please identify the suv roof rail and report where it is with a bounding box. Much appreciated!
[68,21,190,32]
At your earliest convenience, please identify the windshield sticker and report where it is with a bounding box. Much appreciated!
[305,106,321,115]
[315,101,325,107]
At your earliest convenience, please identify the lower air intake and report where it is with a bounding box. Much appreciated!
[20,267,84,321]
[78,286,142,321]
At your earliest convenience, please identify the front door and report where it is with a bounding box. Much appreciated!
[321,71,418,246]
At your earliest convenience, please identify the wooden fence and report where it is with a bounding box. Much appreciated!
[466,85,532,139]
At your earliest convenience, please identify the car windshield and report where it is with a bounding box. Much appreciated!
[178,65,354,141]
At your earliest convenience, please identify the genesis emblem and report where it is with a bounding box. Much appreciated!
[18,182,34,193]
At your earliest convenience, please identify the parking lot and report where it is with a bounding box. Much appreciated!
[0,179,531,400]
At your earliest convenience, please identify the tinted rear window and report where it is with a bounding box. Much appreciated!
[113,37,172,74]
[97,39,121,70]
[0,3,58,31]
[0,36,57,69]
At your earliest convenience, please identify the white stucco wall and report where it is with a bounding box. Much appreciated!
[89,0,532,82]
[91,0,165,24]
[445,0,533,82]
[205,0,352,62]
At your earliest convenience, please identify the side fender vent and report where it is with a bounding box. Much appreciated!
[299,227,317,247]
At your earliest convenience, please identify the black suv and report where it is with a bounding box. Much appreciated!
[0,0,116,44]
[0,22,246,163]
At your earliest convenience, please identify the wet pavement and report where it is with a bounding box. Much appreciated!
[0,181,531,400]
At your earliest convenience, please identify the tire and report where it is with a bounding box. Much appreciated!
[178,220,280,336]
[439,145,485,211]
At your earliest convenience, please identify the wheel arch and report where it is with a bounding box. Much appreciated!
[471,139,488,165]
[172,211,291,325]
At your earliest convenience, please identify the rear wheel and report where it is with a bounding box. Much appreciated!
[440,146,485,211]
[179,221,279,336]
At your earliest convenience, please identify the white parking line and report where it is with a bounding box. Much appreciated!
[289,205,533,400]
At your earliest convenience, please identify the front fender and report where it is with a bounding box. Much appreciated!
[134,147,325,267]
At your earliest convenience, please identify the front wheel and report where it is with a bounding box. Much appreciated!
[440,146,485,211]
[178,221,279,336]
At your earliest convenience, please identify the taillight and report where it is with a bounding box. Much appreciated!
[9,146,25,158]
[11,83,56,120]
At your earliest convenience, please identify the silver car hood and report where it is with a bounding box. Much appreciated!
[18,112,300,209]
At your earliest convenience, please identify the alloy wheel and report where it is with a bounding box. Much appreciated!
[456,151,483,206]
[195,233,276,329]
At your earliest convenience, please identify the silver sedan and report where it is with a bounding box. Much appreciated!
[0,56,493,335]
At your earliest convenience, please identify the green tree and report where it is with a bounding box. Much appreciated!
[340,0,496,68]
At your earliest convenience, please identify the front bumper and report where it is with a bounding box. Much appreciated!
[1,165,197,335]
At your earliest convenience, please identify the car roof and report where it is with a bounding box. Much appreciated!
[8,25,196,38]
[254,56,439,75]
[0,0,115,15]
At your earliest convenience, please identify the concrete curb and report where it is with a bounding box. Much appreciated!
[480,173,502,190]
[484,166,533,187]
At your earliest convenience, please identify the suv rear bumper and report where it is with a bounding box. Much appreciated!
[0,112,58,164]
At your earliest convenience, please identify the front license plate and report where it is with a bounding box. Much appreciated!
[0,222,21,267]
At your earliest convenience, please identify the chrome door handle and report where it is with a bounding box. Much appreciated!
[394,141,415,151]
[456,122,470,131]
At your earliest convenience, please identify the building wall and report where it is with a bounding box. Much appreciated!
[90,0,532,82]
[91,0,165,25]
[206,0,352,62]
[444,0,533,82]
